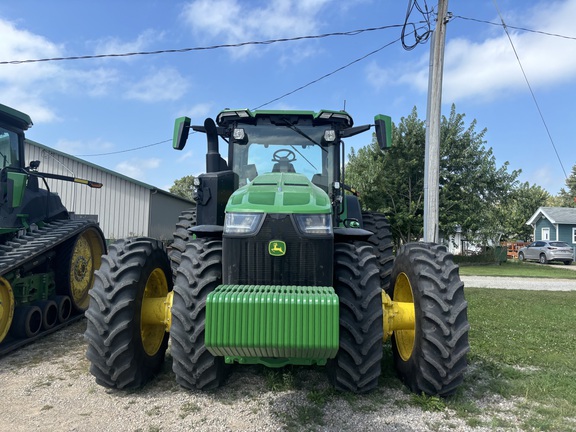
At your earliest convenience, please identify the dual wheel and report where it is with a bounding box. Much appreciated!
[84,221,469,396]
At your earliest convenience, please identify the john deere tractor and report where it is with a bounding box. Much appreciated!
[0,103,106,353]
[85,108,469,395]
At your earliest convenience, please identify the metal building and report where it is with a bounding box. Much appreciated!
[24,139,195,241]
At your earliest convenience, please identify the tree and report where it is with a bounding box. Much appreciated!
[347,105,520,247]
[493,182,549,241]
[555,163,576,208]
[169,175,196,202]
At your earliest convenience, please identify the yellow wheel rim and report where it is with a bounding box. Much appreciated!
[141,268,169,356]
[0,276,15,344]
[394,272,415,361]
[70,228,104,310]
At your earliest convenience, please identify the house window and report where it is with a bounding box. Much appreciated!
[542,227,550,240]
[573,227,576,244]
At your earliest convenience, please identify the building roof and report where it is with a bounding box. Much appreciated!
[26,138,194,205]
[526,207,576,226]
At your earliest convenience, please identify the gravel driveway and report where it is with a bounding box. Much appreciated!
[461,275,576,291]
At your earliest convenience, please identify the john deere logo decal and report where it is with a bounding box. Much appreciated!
[269,240,286,256]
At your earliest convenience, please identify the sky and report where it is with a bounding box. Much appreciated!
[0,0,575,195]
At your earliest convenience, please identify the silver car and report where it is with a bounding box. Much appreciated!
[518,240,574,265]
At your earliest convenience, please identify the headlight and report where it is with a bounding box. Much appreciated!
[294,214,332,235]
[224,212,264,235]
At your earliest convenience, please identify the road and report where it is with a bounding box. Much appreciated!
[460,275,576,291]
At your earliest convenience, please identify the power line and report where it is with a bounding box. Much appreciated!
[74,139,170,157]
[76,27,421,157]
[0,25,407,66]
[454,15,576,41]
[491,0,568,179]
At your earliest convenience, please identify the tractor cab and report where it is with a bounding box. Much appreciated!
[173,109,391,229]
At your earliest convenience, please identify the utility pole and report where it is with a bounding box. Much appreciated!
[423,0,449,243]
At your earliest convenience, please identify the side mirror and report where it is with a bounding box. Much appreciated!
[374,114,392,150]
[173,116,191,150]
[29,160,41,170]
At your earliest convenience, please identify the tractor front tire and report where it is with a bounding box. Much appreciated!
[84,237,172,389]
[391,242,469,396]
[328,241,383,393]
[362,211,394,294]
[171,238,228,390]
[168,208,197,281]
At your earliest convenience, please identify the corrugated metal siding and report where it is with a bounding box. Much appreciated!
[149,192,195,241]
[25,141,150,240]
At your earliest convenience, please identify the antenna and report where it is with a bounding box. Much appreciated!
[343,100,347,111]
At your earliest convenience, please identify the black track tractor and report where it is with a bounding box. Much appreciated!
[0,103,106,354]
[85,108,469,395]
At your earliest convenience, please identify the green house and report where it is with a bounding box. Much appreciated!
[526,207,576,250]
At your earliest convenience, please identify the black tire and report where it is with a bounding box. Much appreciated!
[390,242,469,396]
[564,260,573,265]
[168,208,197,281]
[54,295,72,323]
[327,241,383,393]
[518,252,525,261]
[35,300,58,330]
[56,226,106,312]
[539,254,547,264]
[361,211,394,294]
[84,237,172,389]
[171,238,229,390]
[10,305,42,338]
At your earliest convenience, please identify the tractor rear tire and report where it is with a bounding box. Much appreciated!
[84,237,172,389]
[391,242,469,396]
[171,238,229,390]
[327,241,383,393]
[168,208,197,281]
[56,226,106,312]
[362,211,394,294]
[0,276,15,343]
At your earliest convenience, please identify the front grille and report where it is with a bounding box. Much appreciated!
[223,214,333,286]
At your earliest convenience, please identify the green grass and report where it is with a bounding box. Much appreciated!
[459,260,576,279]
[455,288,576,430]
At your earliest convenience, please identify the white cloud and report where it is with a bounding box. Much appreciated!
[92,29,165,58]
[115,158,162,180]
[366,0,576,103]
[125,68,189,102]
[181,0,331,58]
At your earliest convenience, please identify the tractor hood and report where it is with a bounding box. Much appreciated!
[226,172,330,214]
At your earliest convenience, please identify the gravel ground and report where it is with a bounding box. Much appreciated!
[0,319,530,432]
[3,274,569,431]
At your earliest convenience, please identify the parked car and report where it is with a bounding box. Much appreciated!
[518,240,574,265]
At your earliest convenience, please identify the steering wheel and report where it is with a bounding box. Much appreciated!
[272,149,296,163]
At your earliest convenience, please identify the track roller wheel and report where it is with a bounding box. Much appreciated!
[390,242,469,396]
[327,241,383,393]
[35,300,58,330]
[361,211,394,294]
[84,237,172,389]
[57,226,106,312]
[171,238,229,390]
[10,305,42,339]
[0,276,15,343]
[54,295,72,323]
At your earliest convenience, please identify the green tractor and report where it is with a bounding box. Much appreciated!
[0,103,106,353]
[85,108,469,395]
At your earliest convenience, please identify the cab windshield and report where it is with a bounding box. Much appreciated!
[0,127,20,169]
[231,121,336,190]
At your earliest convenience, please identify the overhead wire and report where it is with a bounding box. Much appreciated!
[401,0,433,50]
[73,23,427,157]
[0,25,405,66]
[491,0,568,180]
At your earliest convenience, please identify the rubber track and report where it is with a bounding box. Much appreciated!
[0,219,99,277]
